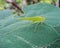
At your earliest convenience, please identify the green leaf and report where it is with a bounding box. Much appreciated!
[23,3,60,27]
[55,26,60,34]
[0,21,60,48]
[0,10,13,19]
[0,3,60,48]
[0,10,18,29]
[47,39,60,48]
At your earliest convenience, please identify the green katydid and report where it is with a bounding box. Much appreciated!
[17,16,45,23]
[17,16,45,32]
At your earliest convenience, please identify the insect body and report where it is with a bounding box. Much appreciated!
[17,16,45,23]
[17,16,45,32]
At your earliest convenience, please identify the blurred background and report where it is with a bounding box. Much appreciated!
[0,0,60,15]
